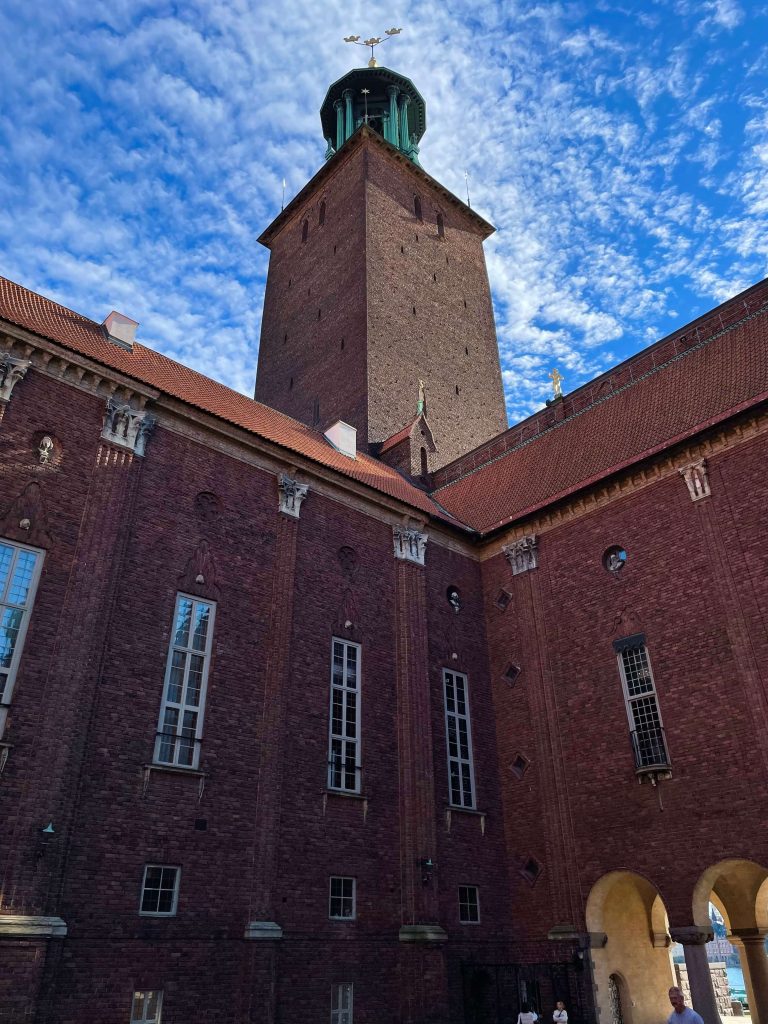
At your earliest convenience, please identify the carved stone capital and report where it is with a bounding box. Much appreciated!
[503,535,538,575]
[0,353,31,403]
[678,458,710,501]
[278,474,308,518]
[101,398,156,456]
[669,925,713,945]
[393,525,427,565]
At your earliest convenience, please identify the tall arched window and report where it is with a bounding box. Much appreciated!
[301,219,308,243]
[420,447,429,477]
[414,195,422,221]
[319,201,326,226]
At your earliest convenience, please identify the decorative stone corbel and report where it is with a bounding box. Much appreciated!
[101,398,156,456]
[278,473,308,518]
[503,535,538,575]
[678,458,710,501]
[393,524,427,565]
[0,353,31,403]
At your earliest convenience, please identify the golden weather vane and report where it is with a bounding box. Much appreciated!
[344,27,402,67]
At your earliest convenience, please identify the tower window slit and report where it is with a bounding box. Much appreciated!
[301,219,308,243]
[414,195,422,220]
[319,201,326,226]
[437,212,445,238]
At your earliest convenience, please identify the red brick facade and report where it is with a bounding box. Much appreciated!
[1,89,768,1024]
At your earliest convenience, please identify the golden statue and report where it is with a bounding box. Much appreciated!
[417,379,426,415]
[548,368,564,399]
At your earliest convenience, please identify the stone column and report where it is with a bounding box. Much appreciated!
[387,85,400,148]
[399,94,411,155]
[670,928,721,1024]
[343,88,354,141]
[334,98,344,150]
[731,931,768,1024]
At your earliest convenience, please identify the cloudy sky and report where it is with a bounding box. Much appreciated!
[0,0,766,424]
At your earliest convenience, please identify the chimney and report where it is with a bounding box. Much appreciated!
[102,310,139,350]
[324,420,357,459]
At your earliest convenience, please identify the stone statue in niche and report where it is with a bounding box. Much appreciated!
[0,481,52,547]
[37,436,55,465]
[447,587,461,613]
[178,539,220,598]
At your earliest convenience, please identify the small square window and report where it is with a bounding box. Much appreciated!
[510,753,530,779]
[495,589,512,611]
[329,876,356,920]
[458,885,480,924]
[139,866,180,916]
[131,990,163,1023]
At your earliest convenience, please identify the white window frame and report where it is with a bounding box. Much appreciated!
[616,640,670,769]
[458,885,480,924]
[139,865,180,917]
[329,876,356,920]
[331,982,353,1024]
[130,990,163,1023]
[443,669,476,809]
[153,593,216,769]
[0,539,44,739]
[327,638,362,793]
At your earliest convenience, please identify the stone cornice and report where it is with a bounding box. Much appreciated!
[0,321,476,556]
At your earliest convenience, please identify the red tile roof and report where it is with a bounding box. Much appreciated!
[433,279,768,533]
[0,275,458,524]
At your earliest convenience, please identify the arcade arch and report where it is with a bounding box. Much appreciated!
[586,871,674,1024]
[693,860,768,1024]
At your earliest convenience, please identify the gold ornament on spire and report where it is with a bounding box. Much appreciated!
[344,27,403,67]
[548,368,564,399]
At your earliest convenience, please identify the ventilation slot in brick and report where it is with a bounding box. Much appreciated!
[510,754,530,779]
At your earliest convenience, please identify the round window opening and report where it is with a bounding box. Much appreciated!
[603,546,627,573]
[446,586,461,613]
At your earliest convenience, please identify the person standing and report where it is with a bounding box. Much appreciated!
[553,1001,568,1024]
[668,986,704,1024]
[518,1002,538,1024]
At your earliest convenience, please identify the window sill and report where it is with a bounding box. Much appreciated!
[446,804,486,816]
[325,789,368,801]
[143,763,208,778]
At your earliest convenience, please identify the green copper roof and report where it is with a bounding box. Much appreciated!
[320,66,426,163]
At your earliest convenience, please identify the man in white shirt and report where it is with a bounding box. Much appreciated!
[668,986,704,1024]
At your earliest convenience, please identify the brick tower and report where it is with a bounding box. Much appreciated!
[254,64,507,472]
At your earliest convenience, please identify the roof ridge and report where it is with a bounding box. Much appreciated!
[0,273,101,328]
[432,297,768,495]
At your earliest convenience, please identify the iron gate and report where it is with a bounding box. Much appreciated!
[461,960,593,1024]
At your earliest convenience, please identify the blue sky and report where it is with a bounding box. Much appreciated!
[0,0,766,424]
